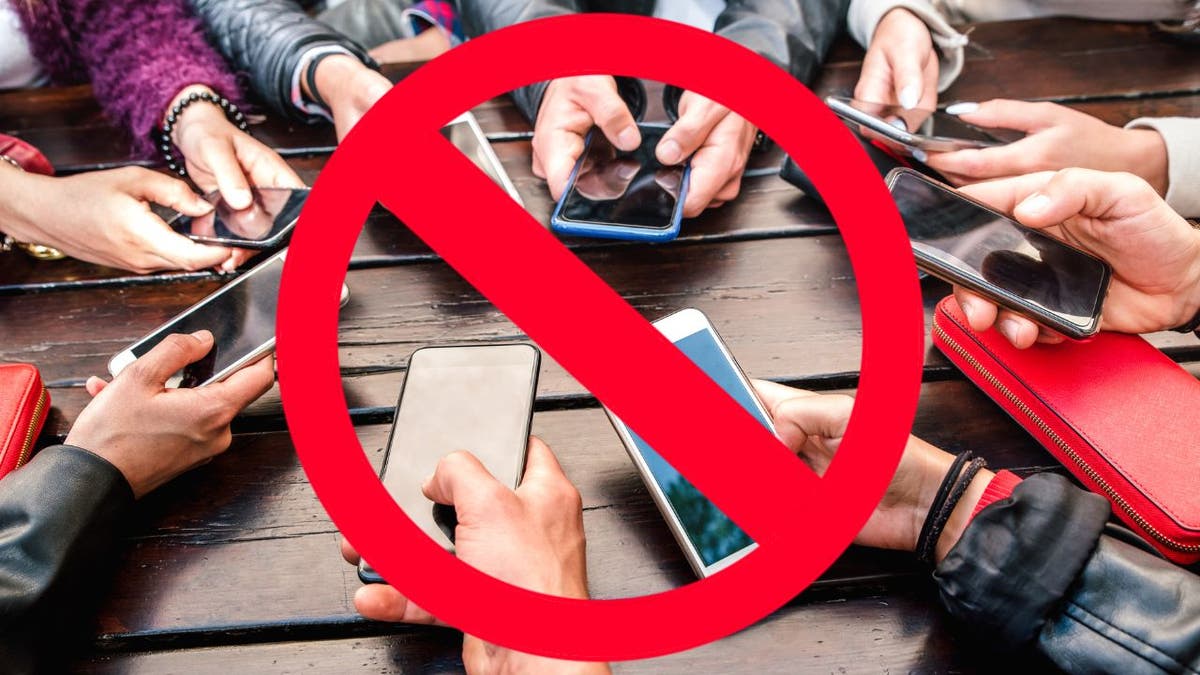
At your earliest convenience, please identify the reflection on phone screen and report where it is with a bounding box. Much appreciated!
[890,172,1107,329]
[171,189,307,246]
[618,328,762,568]
[558,127,684,229]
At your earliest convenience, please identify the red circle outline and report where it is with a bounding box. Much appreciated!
[278,14,924,661]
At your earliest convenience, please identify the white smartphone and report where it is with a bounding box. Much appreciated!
[107,249,350,388]
[603,308,771,578]
[825,96,1017,153]
[441,111,524,207]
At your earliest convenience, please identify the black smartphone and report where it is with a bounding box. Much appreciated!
[826,96,1023,153]
[886,168,1111,339]
[166,187,309,249]
[550,123,690,242]
[359,344,541,584]
[108,250,349,388]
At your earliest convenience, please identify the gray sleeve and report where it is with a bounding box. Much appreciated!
[1126,117,1200,219]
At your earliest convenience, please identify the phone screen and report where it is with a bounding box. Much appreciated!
[828,97,1021,147]
[617,327,763,569]
[441,119,511,194]
[129,253,283,387]
[558,126,684,229]
[374,345,539,559]
[170,188,308,248]
[890,171,1109,331]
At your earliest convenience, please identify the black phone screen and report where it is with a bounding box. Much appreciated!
[558,126,684,229]
[890,172,1109,331]
[376,345,539,553]
[171,188,308,248]
[131,254,283,386]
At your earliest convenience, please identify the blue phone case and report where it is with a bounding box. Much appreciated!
[549,126,691,242]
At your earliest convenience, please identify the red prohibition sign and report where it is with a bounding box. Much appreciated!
[277,14,923,662]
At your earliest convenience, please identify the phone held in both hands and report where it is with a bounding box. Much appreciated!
[166,187,309,250]
[551,123,691,242]
[887,168,1112,339]
[359,344,541,584]
[604,308,767,578]
[108,249,351,388]
[825,96,1022,154]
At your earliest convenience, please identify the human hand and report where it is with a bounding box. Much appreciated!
[658,91,757,217]
[340,438,608,675]
[0,166,242,273]
[926,100,1169,193]
[533,75,640,200]
[752,380,991,561]
[307,55,395,141]
[952,169,1200,348]
[169,86,305,211]
[65,331,275,498]
[855,8,938,112]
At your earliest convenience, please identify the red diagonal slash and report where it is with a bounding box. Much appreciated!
[278,14,923,661]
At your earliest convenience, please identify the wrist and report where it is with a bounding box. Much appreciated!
[307,54,364,109]
[1173,236,1200,332]
[0,166,53,243]
[1126,128,1170,197]
[933,468,993,563]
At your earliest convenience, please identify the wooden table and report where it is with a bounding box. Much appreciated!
[2,18,1198,673]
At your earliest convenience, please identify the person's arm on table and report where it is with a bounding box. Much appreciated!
[0,332,274,670]
[754,381,1200,674]
[341,438,609,675]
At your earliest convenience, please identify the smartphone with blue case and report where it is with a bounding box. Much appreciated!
[550,123,690,242]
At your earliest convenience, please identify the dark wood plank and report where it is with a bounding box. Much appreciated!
[79,584,1061,674]
[816,18,1200,104]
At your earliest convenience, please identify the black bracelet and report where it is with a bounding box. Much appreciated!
[157,91,247,177]
[916,457,988,564]
[914,451,972,562]
[304,51,343,112]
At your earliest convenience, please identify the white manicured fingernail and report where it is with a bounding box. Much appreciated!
[1018,193,1052,216]
[899,85,920,110]
[889,118,908,130]
[945,102,979,116]
[911,149,928,162]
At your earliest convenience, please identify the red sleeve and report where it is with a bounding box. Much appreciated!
[61,0,243,157]
[970,470,1023,520]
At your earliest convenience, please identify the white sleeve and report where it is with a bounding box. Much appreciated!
[846,0,970,93]
[1125,117,1200,219]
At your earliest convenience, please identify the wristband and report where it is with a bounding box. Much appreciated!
[916,455,987,564]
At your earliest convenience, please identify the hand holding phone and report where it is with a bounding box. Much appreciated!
[826,96,1022,154]
[165,187,309,250]
[550,124,690,242]
[887,169,1112,340]
[359,344,541,583]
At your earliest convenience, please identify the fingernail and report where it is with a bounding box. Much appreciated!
[945,102,979,116]
[190,329,214,343]
[1018,193,1052,216]
[658,139,682,165]
[911,149,928,163]
[997,319,1020,345]
[899,85,920,110]
[888,118,908,131]
[616,126,640,152]
[233,189,252,207]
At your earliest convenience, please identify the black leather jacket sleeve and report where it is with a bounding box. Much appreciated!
[0,446,134,671]
[457,0,849,123]
[936,473,1200,674]
[188,0,376,122]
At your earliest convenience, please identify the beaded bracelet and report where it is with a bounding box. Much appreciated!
[157,91,248,177]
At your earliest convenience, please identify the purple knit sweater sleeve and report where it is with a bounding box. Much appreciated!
[20,0,243,158]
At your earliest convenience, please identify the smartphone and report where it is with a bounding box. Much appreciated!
[108,249,350,388]
[603,308,768,578]
[359,344,541,584]
[887,168,1111,339]
[166,187,309,249]
[825,96,1022,153]
[441,111,525,207]
[550,123,690,242]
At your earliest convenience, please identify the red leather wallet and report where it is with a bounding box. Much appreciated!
[0,363,50,481]
[933,296,1200,564]
[0,134,54,176]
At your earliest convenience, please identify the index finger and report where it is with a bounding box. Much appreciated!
[204,353,276,408]
[957,172,1056,214]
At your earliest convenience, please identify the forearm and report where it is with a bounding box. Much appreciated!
[0,166,57,244]
[62,0,241,156]
[0,446,133,631]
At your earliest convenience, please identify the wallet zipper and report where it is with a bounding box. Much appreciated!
[13,385,48,470]
[933,322,1200,554]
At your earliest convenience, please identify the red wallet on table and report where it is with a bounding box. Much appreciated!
[0,363,50,481]
[933,296,1200,564]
